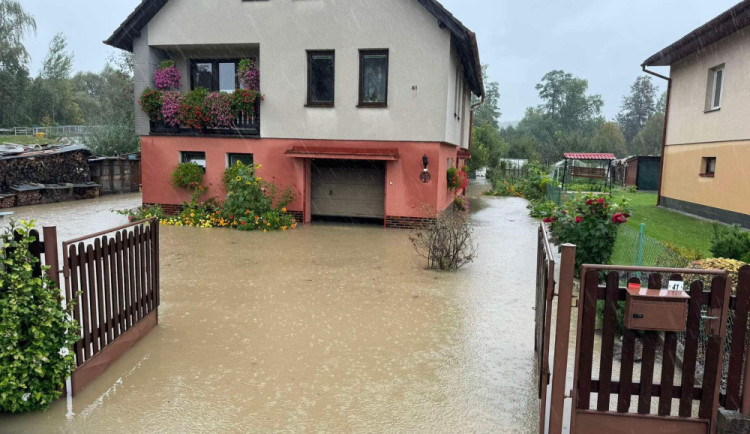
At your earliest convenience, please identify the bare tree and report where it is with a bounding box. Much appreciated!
[410,208,477,271]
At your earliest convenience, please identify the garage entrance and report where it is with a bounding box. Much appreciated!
[311,160,385,221]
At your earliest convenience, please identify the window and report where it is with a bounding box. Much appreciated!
[181,151,207,170]
[228,153,254,167]
[701,157,716,177]
[307,51,335,106]
[359,50,389,107]
[190,59,244,92]
[707,65,725,111]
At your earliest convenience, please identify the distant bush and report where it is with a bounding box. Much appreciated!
[81,122,140,157]
[710,224,750,262]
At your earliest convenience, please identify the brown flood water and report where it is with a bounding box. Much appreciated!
[1,185,541,433]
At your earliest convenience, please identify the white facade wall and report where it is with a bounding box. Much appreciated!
[666,29,750,146]
[134,0,472,146]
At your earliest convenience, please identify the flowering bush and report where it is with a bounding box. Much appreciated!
[238,59,259,91]
[154,60,181,90]
[161,91,182,127]
[180,88,210,130]
[122,161,296,232]
[139,88,163,122]
[546,194,630,273]
[447,167,469,191]
[454,195,469,212]
[0,220,79,412]
[230,89,260,118]
[204,92,234,128]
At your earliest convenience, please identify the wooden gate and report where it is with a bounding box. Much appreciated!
[537,231,739,433]
[572,266,730,433]
[62,218,160,395]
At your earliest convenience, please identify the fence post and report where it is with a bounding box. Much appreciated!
[42,226,60,287]
[637,223,645,267]
[549,244,576,434]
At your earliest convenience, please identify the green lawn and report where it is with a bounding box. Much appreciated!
[0,135,59,146]
[611,191,715,257]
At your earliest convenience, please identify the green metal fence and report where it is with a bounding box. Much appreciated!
[609,223,690,268]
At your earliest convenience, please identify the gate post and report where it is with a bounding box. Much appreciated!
[42,226,59,286]
[549,244,576,434]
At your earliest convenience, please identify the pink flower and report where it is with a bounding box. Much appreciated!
[575,216,583,223]
[543,217,555,223]
[154,66,181,90]
[597,198,605,204]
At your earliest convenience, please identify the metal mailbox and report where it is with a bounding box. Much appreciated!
[625,287,690,332]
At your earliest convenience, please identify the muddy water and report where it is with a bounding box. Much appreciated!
[1,185,541,433]
[1,193,142,241]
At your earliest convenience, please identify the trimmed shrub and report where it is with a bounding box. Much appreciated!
[710,224,750,263]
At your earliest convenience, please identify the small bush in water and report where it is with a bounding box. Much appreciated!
[410,210,477,271]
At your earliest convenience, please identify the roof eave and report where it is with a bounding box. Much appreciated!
[642,0,750,67]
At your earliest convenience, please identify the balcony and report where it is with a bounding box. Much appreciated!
[150,98,260,138]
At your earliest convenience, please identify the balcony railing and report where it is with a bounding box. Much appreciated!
[150,98,260,137]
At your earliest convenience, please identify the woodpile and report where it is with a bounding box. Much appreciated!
[0,145,100,208]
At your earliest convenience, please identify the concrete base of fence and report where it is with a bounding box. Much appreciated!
[717,408,750,434]
[71,309,158,396]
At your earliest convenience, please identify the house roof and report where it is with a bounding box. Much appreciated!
[564,153,616,161]
[642,0,750,67]
[104,0,484,97]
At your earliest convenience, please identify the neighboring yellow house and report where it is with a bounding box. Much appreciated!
[642,1,750,228]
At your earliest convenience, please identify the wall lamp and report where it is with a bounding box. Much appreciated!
[420,154,432,183]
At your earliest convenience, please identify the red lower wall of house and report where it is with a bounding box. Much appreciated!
[141,136,460,221]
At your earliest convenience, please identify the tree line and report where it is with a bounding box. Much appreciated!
[470,65,667,170]
[0,0,137,155]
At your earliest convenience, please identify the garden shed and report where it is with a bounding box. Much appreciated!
[623,156,661,192]
[88,153,141,195]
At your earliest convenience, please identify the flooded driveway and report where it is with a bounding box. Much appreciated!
[1,186,541,433]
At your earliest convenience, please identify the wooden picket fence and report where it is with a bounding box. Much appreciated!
[62,218,160,395]
[2,218,160,396]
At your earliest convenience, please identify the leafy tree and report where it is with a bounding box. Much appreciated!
[0,0,35,127]
[656,91,667,114]
[535,70,603,134]
[468,123,507,171]
[471,64,501,128]
[38,33,81,125]
[590,122,627,156]
[0,0,36,71]
[630,113,664,156]
[617,75,657,143]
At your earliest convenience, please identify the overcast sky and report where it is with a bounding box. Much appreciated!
[21,0,739,122]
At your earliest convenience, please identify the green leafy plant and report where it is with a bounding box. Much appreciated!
[689,258,748,291]
[171,163,205,193]
[546,194,630,274]
[0,220,79,413]
[116,205,166,223]
[454,195,469,212]
[229,89,260,118]
[710,224,750,263]
[138,87,163,122]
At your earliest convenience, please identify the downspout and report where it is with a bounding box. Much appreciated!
[642,65,671,206]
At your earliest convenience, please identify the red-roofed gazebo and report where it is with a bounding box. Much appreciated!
[559,153,616,199]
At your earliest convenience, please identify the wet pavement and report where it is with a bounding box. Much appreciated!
[1,185,542,433]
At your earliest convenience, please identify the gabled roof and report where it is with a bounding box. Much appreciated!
[642,0,750,67]
[104,0,484,97]
[564,153,616,161]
